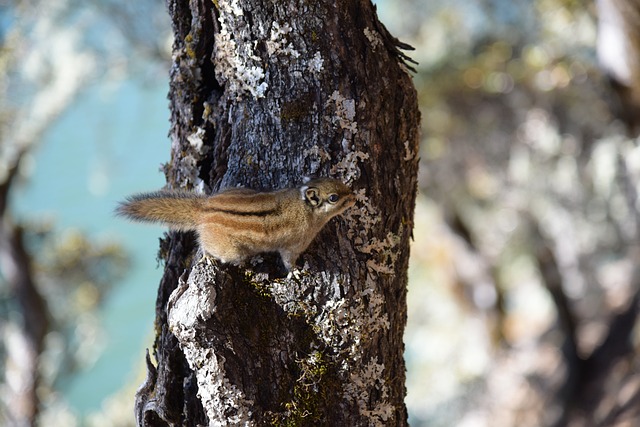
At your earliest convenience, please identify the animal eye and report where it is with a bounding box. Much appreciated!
[328,194,340,203]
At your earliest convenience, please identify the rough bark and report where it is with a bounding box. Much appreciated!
[135,0,419,425]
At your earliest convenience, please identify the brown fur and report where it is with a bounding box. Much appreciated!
[116,178,355,269]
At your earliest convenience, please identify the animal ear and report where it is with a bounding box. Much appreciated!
[305,187,321,206]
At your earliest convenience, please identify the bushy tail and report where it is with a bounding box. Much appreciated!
[116,191,204,230]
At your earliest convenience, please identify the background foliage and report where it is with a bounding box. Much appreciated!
[2,0,639,426]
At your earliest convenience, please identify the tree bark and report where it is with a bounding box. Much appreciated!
[135,0,419,425]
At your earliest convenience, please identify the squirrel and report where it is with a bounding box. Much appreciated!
[116,178,355,270]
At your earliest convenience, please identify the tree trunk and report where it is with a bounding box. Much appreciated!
[134,0,420,425]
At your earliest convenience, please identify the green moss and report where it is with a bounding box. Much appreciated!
[185,32,196,59]
[202,102,213,120]
[243,270,273,299]
[267,351,338,427]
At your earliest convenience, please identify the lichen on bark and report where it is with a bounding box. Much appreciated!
[136,0,420,425]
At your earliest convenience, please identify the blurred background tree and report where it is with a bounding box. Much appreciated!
[1,0,170,425]
[390,0,640,426]
[2,0,640,426]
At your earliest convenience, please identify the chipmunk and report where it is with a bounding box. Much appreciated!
[116,178,355,270]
